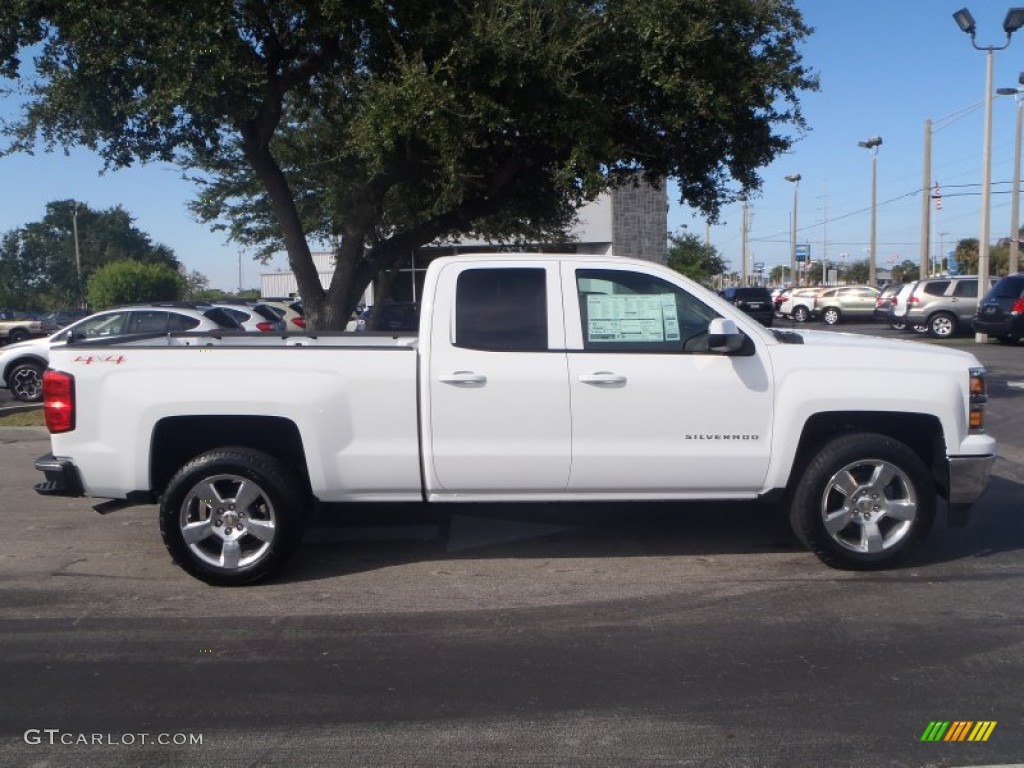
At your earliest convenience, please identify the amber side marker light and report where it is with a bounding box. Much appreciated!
[969,367,987,433]
[43,370,75,433]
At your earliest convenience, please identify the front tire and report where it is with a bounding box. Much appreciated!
[8,328,28,343]
[159,448,306,586]
[8,361,44,402]
[789,433,935,570]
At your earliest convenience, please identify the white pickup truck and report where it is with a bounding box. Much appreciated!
[33,254,996,585]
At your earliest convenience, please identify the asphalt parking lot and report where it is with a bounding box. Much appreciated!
[1,322,1023,767]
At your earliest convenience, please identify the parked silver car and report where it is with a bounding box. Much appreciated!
[812,285,880,325]
[901,276,994,338]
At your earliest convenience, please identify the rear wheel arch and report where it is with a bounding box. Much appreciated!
[150,416,312,503]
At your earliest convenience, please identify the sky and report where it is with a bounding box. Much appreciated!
[0,1,1022,290]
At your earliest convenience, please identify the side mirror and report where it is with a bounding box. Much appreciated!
[707,317,745,353]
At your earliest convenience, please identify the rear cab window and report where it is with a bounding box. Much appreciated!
[454,268,548,351]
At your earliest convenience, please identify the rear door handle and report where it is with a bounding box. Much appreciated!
[578,372,627,386]
[438,371,487,386]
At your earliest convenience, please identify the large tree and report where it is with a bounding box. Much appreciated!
[0,200,178,309]
[1,0,816,329]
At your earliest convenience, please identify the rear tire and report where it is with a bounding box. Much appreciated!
[789,433,935,570]
[8,328,28,343]
[793,306,809,322]
[928,312,957,339]
[822,307,841,326]
[159,448,306,586]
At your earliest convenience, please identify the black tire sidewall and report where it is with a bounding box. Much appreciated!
[789,433,936,570]
[159,448,305,586]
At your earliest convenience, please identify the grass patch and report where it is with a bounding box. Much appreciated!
[0,408,45,427]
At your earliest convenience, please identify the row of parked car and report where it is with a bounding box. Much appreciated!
[720,274,1024,343]
[0,297,424,403]
[0,299,312,403]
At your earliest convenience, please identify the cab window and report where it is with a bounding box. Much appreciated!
[454,268,547,351]
[575,269,719,353]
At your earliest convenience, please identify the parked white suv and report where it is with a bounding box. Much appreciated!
[0,305,241,402]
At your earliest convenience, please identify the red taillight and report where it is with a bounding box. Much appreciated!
[908,296,920,304]
[291,317,306,328]
[43,370,75,434]
[255,321,274,332]
[1011,298,1024,315]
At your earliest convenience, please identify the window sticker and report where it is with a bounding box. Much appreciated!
[586,294,680,342]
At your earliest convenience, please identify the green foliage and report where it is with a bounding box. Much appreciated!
[87,260,184,309]
[1,0,817,328]
[840,258,870,284]
[666,231,727,287]
[0,200,178,309]
[891,260,919,284]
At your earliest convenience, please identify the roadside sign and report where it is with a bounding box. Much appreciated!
[795,243,810,262]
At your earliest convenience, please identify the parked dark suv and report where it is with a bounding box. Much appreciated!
[719,287,773,327]
[974,273,1024,343]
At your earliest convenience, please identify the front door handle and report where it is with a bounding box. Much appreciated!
[438,371,487,386]
[578,372,627,386]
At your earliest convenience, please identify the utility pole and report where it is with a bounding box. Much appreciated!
[70,201,82,308]
[740,198,750,286]
[920,118,932,279]
[821,183,829,285]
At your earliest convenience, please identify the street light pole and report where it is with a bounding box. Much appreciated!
[784,174,801,286]
[857,137,882,287]
[953,6,1024,340]
[997,73,1024,274]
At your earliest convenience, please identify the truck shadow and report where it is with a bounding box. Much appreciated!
[277,474,1024,584]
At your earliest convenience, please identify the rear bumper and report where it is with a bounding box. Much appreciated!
[33,453,84,497]
[972,316,1023,337]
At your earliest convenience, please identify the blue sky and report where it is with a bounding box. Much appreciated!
[0,1,1021,289]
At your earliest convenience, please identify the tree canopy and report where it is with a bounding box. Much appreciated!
[0,200,178,310]
[87,259,184,309]
[1,0,817,328]
[666,230,727,287]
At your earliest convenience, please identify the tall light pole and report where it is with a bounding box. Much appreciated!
[953,6,1024,340]
[784,174,801,286]
[997,71,1024,274]
[857,136,882,287]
